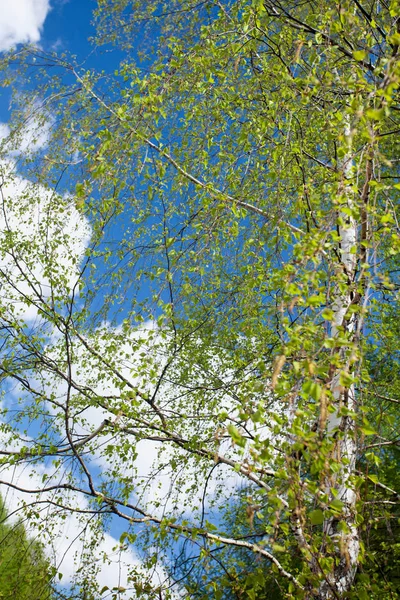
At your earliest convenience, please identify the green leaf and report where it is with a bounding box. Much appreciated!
[353,50,366,61]
[227,424,246,448]
[303,380,322,401]
[76,182,85,197]
[361,420,376,436]
[310,509,324,525]
[329,499,344,512]
[368,474,379,484]
[307,294,324,307]
[272,543,286,552]
[321,308,334,320]
[366,108,385,121]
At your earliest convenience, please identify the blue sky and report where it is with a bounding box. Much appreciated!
[0,0,97,123]
[45,0,95,54]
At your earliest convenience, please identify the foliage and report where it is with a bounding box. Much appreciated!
[0,0,399,598]
[0,496,54,599]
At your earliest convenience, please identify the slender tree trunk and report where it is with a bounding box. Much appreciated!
[318,121,360,598]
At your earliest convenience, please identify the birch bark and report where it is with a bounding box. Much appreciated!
[317,121,360,598]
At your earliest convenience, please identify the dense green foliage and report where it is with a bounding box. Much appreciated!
[0,0,400,598]
[0,498,54,599]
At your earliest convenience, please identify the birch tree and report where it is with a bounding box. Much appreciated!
[0,1,400,598]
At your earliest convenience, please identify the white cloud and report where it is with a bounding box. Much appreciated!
[40,325,257,519]
[0,123,10,140]
[0,0,51,51]
[0,110,52,155]
[0,160,90,320]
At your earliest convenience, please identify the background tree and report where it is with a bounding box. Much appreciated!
[0,496,55,599]
[0,1,399,598]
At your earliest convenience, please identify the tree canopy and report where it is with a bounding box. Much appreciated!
[0,0,400,598]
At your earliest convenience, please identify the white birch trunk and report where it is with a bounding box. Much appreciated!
[318,121,360,598]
